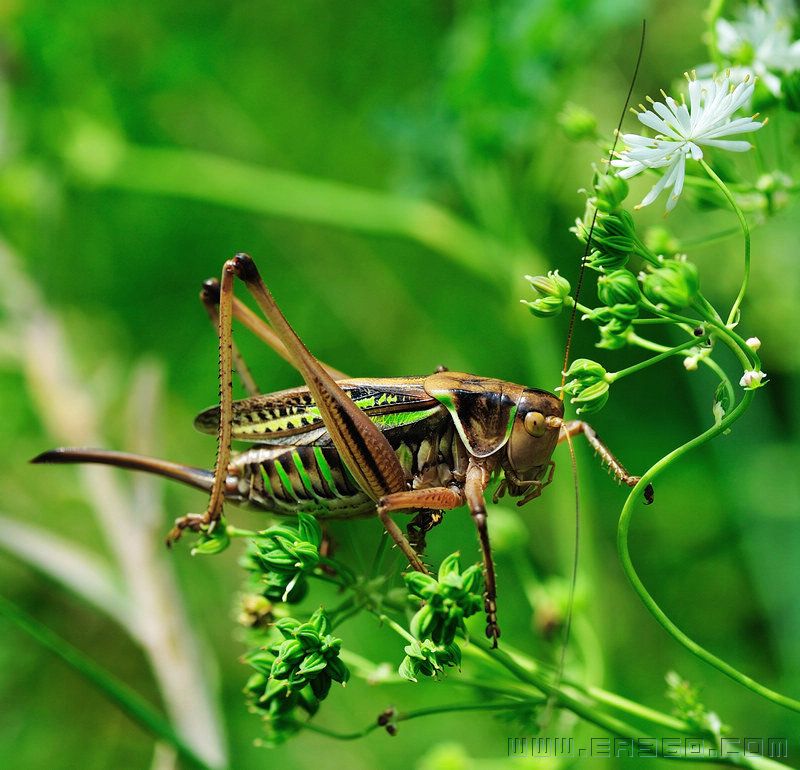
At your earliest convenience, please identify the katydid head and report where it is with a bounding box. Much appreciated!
[502,389,563,502]
[423,371,563,504]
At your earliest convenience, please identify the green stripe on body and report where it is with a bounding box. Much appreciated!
[291,450,320,500]
[273,459,299,501]
[313,446,343,498]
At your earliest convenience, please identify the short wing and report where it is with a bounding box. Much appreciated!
[424,372,522,458]
[194,377,444,445]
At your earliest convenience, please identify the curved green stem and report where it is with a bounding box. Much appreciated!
[617,390,800,713]
[698,159,750,327]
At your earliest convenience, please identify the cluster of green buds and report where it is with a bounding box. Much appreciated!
[244,609,349,741]
[522,270,572,318]
[398,553,482,682]
[592,268,642,349]
[398,638,462,683]
[641,258,700,311]
[406,553,482,644]
[242,513,323,604]
[559,358,611,415]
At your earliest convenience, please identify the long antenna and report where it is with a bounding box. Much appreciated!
[560,20,647,392]
[543,21,647,729]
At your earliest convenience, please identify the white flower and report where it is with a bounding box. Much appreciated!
[745,336,762,350]
[740,369,767,388]
[716,0,800,96]
[611,73,764,212]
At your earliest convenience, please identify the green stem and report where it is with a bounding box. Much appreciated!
[297,700,541,741]
[627,333,732,399]
[703,357,736,416]
[469,636,787,770]
[632,317,681,325]
[681,226,741,250]
[377,613,417,644]
[609,336,706,382]
[698,159,750,327]
[639,297,705,328]
[468,636,779,767]
[459,645,695,735]
[617,391,800,713]
[627,331,676,353]
[0,594,216,770]
[225,525,257,538]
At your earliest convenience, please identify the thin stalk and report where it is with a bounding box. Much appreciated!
[469,635,791,768]
[296,700,542,741]
[617,389,800,713]
[681,226,741,250]
[633,317,682,325]
[0,594,215,770]
[226,526,258,538]
[627,332,674,353]
[609,336,706,382]
[377,613,417,643]
[699,159,750,327]
[458,644,695,735]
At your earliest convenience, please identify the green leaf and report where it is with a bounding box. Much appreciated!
[438,552,462,581]
[297,513,323,548]
[398,656,419,682]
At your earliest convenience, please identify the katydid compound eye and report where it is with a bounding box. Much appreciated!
[523,411,546,437]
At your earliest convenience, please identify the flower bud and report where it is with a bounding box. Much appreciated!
[569,380,610,413]
[522,296,564,318]
[645,226,680,256]
[190,522,231,555]
[557,103,598,141]
[642,259,699,309]
[596,318,631,350]
[586,247,628,271]
[739,370,767,389]
[745,337,761,351]
[597,269,641,306]
[522,270,572,318]
[526,270,571,298]
[596,209,636,251]
[558,359,611,414]
[573,208,636,270]
[562,358,607,383]
[594,173,629,212]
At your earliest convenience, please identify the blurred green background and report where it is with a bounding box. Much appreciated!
[1,0,798,768]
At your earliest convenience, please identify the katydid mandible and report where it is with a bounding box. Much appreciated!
[33,253,651,645]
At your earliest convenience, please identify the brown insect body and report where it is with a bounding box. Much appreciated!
[34,254,645,644]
